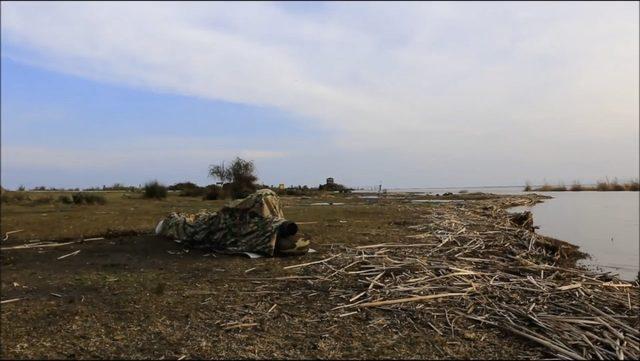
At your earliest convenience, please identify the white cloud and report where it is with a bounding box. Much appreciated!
[1,141,286,170]
[1,1,638,187]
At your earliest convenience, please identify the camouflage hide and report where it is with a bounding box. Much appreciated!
[156,189,288,256]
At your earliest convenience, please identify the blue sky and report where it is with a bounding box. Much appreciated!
[2,57,329,188]
[1,2,638,189]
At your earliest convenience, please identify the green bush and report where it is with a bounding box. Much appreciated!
[143,181,167,199]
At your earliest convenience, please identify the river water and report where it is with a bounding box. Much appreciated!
[365,187,639,280]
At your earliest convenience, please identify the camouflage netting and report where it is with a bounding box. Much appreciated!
[156,189,308,256]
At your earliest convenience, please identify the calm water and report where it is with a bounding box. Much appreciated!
[510,192,639,280]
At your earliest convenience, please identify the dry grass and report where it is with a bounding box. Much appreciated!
[570,182,584,191]
[1,191,637,359]
[0,191,228,241]
[596,178,638,192]
[534,183,567,192]
[525,179,639,192]
[308,201,637,360]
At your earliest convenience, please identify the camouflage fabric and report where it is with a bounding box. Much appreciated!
[156,189,307,256]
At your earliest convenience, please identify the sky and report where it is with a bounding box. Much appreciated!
[1,1,638,189]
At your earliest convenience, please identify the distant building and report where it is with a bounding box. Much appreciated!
[319,177,349,193]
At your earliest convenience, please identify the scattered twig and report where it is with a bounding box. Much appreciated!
[283,255,338,270]
[57,250,80,260]
[3,229,24,241]
[355,293,467,308]
[1,298,22,304]
[223,323,258,330]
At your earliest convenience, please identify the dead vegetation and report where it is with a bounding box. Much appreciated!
[1,191,106,206]
[1,192,638,359]
[285,197,638,359]
[526,178,640,192]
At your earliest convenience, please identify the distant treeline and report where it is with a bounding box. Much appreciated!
[166,181,351,200]
[5,181,352,198]
[5,157,353,201]
[15,183,138,192]
[524,178,639,192]
[1,191,107,206]
[0,180,352,205]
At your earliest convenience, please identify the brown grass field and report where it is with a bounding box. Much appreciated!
[1,191,637,359]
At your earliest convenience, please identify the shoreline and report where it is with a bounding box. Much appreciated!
[525,182,639,192]
[526,189,640,192]
[509,192,639,281]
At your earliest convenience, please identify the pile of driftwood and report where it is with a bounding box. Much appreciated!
[290,196,639,360]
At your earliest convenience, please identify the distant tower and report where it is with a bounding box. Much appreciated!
[326,177,335,185]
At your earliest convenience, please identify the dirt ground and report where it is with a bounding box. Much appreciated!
[0,192,565,359]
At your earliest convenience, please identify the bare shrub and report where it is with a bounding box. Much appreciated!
[143,181,167,199]
[570,182,583,191]
[208,157,258,199]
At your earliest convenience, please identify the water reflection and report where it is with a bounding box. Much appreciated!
[510,192,639,280]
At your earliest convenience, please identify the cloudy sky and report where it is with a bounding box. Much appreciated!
[1,1,638,189]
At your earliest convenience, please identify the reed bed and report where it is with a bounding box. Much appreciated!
[286,196,639,359]
[528,180,639,192]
